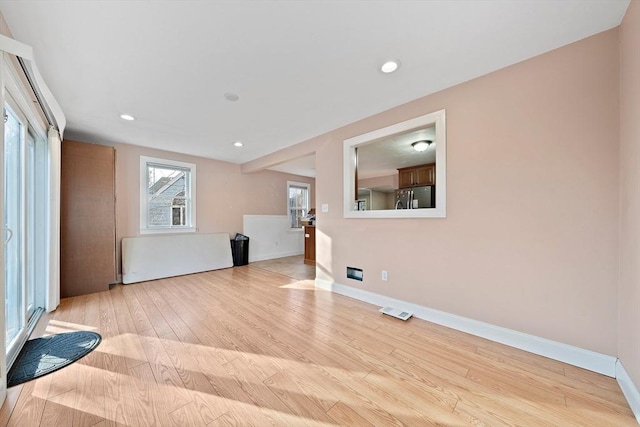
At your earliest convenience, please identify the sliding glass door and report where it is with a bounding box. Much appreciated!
[4,102,26,365]
[4,98,47,368]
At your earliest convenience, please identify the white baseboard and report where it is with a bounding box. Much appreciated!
[617,360,640,423]
[315,279,618,377]
[250,250,303,263]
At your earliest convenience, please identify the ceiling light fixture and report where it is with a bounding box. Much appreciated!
[381,60,400,73]
[224,92,240,102]
[233,141,243,147]
[412,140,432,152]
[120,114,135,121]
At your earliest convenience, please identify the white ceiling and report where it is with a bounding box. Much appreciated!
[357,126,436,180]
[1,1,630,173]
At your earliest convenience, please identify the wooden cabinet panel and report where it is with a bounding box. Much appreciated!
[304,226,316,265]
[61,140,116,297]
[416,164,435,186]
[398,169,415,188]
[398,163,436,188]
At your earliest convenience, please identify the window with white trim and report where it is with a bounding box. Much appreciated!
[287,181,310,229]
[140,156,196,233]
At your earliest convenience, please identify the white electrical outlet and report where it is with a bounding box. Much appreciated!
[321,203,329,213]
[381,270,388,281]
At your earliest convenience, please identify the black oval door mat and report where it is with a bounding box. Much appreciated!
[7,330,102,388]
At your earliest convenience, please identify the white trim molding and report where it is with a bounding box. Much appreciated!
[46,127,61,312]
[315,279,618,377]
[0,34,66,136]
[616,360,640,423]
[343,109,446,219]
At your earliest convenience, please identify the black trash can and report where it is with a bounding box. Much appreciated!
[231,233,249,266]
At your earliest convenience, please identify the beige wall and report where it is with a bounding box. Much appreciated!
[618,0,640,393]
[114,142,314,275]
[254,28,622,356]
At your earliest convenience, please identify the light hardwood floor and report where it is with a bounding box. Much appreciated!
[1,265,636,426]
[250,255,315,281]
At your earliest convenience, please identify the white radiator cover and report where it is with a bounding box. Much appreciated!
[121,233,233,284]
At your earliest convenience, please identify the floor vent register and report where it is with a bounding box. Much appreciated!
[379,306,413,321]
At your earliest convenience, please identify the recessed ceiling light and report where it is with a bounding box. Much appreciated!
[233,141,243,147]
[381,60,400,73]
[224,92,240,102]
[120,114,135,121]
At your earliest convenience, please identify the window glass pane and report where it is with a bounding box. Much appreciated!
[4,107,24,348]
[288,184,309,228]
[147,165,189,227]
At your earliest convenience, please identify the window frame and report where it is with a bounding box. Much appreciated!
[343,109,446,218]
[287,181,310,230]
[139,156,197,234]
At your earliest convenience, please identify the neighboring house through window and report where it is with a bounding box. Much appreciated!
[140,156,196,233]
[288,181,310,229]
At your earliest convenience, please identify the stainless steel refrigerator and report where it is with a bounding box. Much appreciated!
[395,186,435,209]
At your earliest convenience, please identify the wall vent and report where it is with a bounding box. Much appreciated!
[379,306,413,321]
[346,266,363,281]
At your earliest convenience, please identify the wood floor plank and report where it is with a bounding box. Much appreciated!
[474,341,567,376]
[263,370,337,421]
[7,262,635,426]
[102,357,139,426]
[67,295,88,329]
[452,398,531,427]
[168,402,207,426]
[565,394,638,425]
[39,389,76,427]
[46,358,80,400]
[159,332,228,423]
[130,283,173,337]
[120,285,154,333]
[266,344,408,427]
[136,333,193,414]
[564,363,626,394]
[6,375,51,427]
[326,401,375,426]
[127,362,167,427]
[72,358,108,426]
[0,384,22,426]
[110,317,149,370]
[214,355,293,417]
[153,281,243,366]
[141,282,200,344]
